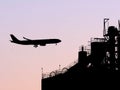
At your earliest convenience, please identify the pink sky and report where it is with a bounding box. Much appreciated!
[0,0,120,90]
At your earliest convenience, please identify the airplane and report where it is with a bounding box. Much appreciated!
[10,34,61,48]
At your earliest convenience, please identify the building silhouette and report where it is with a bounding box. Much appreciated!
[42,19,120,90]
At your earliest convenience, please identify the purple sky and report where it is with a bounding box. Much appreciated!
[0,0,120,90]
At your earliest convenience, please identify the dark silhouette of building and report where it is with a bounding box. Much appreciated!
[42,19,120,90]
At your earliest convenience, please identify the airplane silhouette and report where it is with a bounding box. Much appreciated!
[10,34,61,48]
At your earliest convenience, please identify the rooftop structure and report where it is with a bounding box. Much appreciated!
[42,19,120,90]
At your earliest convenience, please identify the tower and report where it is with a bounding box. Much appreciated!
[78,46,88,69]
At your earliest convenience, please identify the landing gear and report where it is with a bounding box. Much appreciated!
[34,45,38,48]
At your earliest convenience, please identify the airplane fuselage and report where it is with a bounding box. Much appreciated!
[12,39,61,45]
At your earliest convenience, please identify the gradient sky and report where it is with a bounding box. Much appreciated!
[0,0,120,90]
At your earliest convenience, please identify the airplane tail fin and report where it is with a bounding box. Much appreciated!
[10,34,19,42]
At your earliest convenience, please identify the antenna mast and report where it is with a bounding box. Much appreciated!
[118,20,120,31]
[103,18,109,37]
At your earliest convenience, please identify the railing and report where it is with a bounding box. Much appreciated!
[42,60,78,79]
[91,38,107,42]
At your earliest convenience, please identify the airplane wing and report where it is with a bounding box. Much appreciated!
[33,43,46,47]
[23,37,32,41]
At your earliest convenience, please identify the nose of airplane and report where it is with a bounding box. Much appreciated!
[59,39,61,42]
[57,39,61,42]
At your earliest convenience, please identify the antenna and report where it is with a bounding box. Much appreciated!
[118,20,120,31]
[103,18,109,37]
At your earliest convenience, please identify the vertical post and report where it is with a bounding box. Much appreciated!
[103,18,109,37]
[41,67,43,90]
[59,65,61,71]
[118,20,120,31]
[41,68,43,78]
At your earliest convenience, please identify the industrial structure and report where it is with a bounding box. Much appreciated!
[42,19,120,90]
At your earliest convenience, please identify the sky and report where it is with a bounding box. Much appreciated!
[0,0,120,90]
